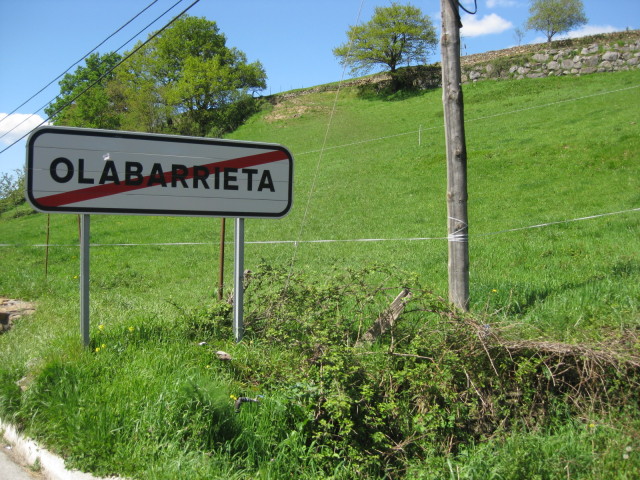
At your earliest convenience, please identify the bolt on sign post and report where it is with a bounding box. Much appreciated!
[440,0,470,311]
[26,126,294,345]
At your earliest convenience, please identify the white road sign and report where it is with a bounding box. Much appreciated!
[26,126,293,218]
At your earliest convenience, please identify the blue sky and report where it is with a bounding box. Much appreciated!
[1,0,638,177]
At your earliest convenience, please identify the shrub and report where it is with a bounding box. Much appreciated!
[0,169,26,214]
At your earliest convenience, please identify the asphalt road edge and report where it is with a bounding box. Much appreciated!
[1,418,126,480]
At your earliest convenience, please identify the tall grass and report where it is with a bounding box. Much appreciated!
[1,70,639,478]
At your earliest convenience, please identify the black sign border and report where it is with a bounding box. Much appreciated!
[26,126,293,218]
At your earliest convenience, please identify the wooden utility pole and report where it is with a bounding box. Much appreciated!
[440,0,470,311]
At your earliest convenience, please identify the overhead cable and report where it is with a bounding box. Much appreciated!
[285,0,367,278]
[458,0,478,15]
[0,0,187,144]
[0,0,160,128]
[0,0,200,157]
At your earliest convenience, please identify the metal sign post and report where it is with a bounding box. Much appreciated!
[233,218,245,342]
[80,214,90,347]
[217,218,226,301]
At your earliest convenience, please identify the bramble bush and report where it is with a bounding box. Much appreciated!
[185,264,640,477]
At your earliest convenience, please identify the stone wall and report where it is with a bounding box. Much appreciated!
[461,34,640,83]
[266,31,640,102]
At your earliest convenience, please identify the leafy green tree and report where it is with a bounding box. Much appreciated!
[333,2,437,77]
[526,0,588,43]
[0,169,25,213]
[115,16,266,137]
[45,52,123,129]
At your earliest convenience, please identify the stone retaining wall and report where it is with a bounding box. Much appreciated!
[462,36,640,83]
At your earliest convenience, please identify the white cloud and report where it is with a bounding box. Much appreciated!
[532,24,620,44]
[486,0,518,8]
[559,24,619,39]
[460,13,513,37]
[0,113,48,146]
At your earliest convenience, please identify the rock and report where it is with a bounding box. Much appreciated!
[561,59,575,69]
[0,298,36,334]
[547,61,560,70]
[16,376,34,391]
[532,53,549,62]
[584,44,599,54]
[0,312,10,332]
[582,55,599,67]
[216,350,232,361]
[602,51,620,62]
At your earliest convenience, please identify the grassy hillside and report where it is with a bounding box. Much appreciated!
[1,69,639,478]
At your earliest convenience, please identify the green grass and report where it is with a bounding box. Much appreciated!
[1,69,639,478]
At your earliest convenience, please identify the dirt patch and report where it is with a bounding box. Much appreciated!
[0,298,36,333]
[263,73,391,122]
[264,96,329,122]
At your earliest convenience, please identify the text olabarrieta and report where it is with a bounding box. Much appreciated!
[49,157,276,192]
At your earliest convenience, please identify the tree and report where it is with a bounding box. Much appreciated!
[0,169,25,213]
[45,52,123,129]
[513,26,526,46]
[47,16,266,137]
[114,16,266,137]
[333,3,437,78]
[526,0,587,43]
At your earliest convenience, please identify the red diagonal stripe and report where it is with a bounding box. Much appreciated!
[36,150,288,208]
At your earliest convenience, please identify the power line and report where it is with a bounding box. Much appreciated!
[0,0,200,157]
[0,0,188,143]
[285,0,367,279]
[457,0,478,15]
[0,0,160,128]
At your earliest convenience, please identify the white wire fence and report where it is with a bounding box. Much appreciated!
[1,206,638,248]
